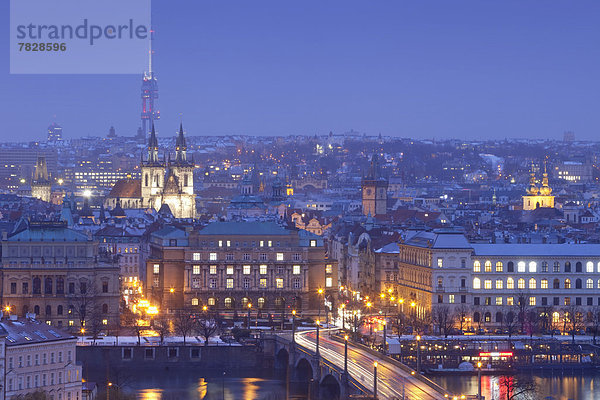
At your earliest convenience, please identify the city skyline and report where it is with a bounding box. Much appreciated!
[1,1,599,141]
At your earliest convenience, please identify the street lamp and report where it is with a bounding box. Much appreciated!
[344,335,349,375]
[416,335,421,374]
[477,361,482,400]
[292,310,297,343]
[315,320,320,357]
[340,304,346,330]
[318,288,323,319]
[247,303,252,329]
[373,361,378,399]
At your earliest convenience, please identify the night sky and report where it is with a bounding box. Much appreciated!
[1,1,599,141]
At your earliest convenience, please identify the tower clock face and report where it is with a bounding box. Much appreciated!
[366,188,372,195]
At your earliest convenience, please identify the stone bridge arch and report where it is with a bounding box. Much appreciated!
[320,373,341,399]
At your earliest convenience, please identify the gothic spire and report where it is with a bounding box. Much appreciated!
[147,123,159,163]
[175,122,187,163]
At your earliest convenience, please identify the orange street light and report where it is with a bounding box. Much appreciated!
[4,306,10,312]
[202,305,207,311]
[399,299,404,304]
[169,288,175,293]
[410,301,416,308]
[366,302,372,308]
[387,288,393,294]
[247,303,252,309]
[292,310,296,316]
[318,288,323,294]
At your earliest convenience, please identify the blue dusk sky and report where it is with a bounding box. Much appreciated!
[0,1,599,141]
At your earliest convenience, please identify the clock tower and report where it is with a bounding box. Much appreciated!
[362,154,388,216]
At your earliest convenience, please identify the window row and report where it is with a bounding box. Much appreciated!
[473,260,600,274]
[196,277,303,290]
[9,278,109,295]
[473,277,600,290]
[192,252,303,261]
[8,350,72,369]
[472,295,600,307]
[192,264,302,275]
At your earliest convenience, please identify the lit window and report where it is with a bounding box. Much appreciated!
[191,298,198,306]
[495,279,503,289]
[587,262,594,273]
[259,278,267,288]
[484,261,492,272]
[243,265,251,275]
[293,265,301,275]
[260,265,268,275]
[226,241,231,247]
[495,262,503,272]
[276,278,284,289]
[507,297,514,306]
[68,320,74,327]
[448,294,455,303]
[484,280,492,289]
[268,241,273,247]
[310,240,317,247]
[276,253,284,261]
[259,241,264,247]
[209,253,217,261]
[218,240,223,247]
[565,279,571,289]
[192,253,201,261]
[192,265,200,275]
[208,298,215,306]
[587,279,594,289]
[473,261,481,272]
[507,277,514,289]
[518,278,525,289]
[325,264,333,274]
[541,279,548,289]
[495,297,503,306]
[529,262,536,273]
[437,258,443,268]
[529,297,536,306]
[226,278,234,289]
[153,264,160,274]
[209,265,217,275]
[529,278,536,289]
[517,262,526,272]
[473,278,481,289]
[326,277,332,287]
[226,266,234,275]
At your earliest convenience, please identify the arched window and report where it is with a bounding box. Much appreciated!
[507,262,514,272]
[496,262,503,272]
[517,262,526,272]
[518,278,525,289]
[22,305,28,315]
[552,312,560,324]
[473,278,481,289]
[33,277,41,294]
[541,262,548,272]
[587,262,594,273]
[102,304,108,314]
[507,277,514,289]
[57,305,63,315]
[144,174,149,187]
[576,279,582,289]
[484,312,491,323]
[208,297,216,306]
[34,305,40,315]
[184,174,189,187]
[496,312,503,323]
[496,279,503,289]
[191,298,199,306]
[473,312,480,323]
[484,261,492,272]
[224,298,233,309]
[473,261,481,272]
[44,277,52,294]
[554,279,560,289]
[541,279,548,289]
[565,262,571,273]
[565,279,571,289]
[587,279,593,289]
[576,262,582,273]
[554,262,560,272]
[45,305,51,316]
[241,297,250,307]
[529,278,536,289]
[529,262,537,273]
[258,297,265,308]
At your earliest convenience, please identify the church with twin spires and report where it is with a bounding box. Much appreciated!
[522,162,554,211]
[106,123,196,219]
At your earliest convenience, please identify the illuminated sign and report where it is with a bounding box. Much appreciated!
[479,352,513,357]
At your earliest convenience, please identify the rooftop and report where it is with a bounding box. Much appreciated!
[1,316,75,346]
[472,243,600,257]
[198,221,290,236]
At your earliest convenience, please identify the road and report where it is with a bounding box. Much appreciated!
[295,330,451,400]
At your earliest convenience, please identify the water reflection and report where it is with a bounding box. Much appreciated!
[432,372,600,400]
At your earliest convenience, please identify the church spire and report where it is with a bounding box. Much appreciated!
[175,122,187,163]
[539,160,552,196]
[147,123,159,163]
[526,161,539,195]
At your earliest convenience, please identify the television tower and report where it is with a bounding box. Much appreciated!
[141,30,159,137]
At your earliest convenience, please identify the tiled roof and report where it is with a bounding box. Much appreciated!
[473,243,600,257]
[1,318,74,346]
[109,179,141,198]
[198,221,290,236]
[8,225,88,242]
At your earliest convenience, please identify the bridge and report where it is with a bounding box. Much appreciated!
[264,329,455,400]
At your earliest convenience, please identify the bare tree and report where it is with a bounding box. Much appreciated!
[173,308,196,345]
[503,308,518,347]
[122,309,143,345]
[563,304,585,344]
[587,306,600,345]
[197,310,220,346]
[153,314,171,345]
[432,305,455,337]
[87,304,104,345]
[498,375,537,400]
[455,304,470,332]
[68,278,99,331]
[538,306,554,334]
[516,292,530,334]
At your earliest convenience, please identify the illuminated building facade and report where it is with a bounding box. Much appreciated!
[522,164,554,210]
[0,221,120,330]
[146,221,337,313]
[30,156,51,203]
